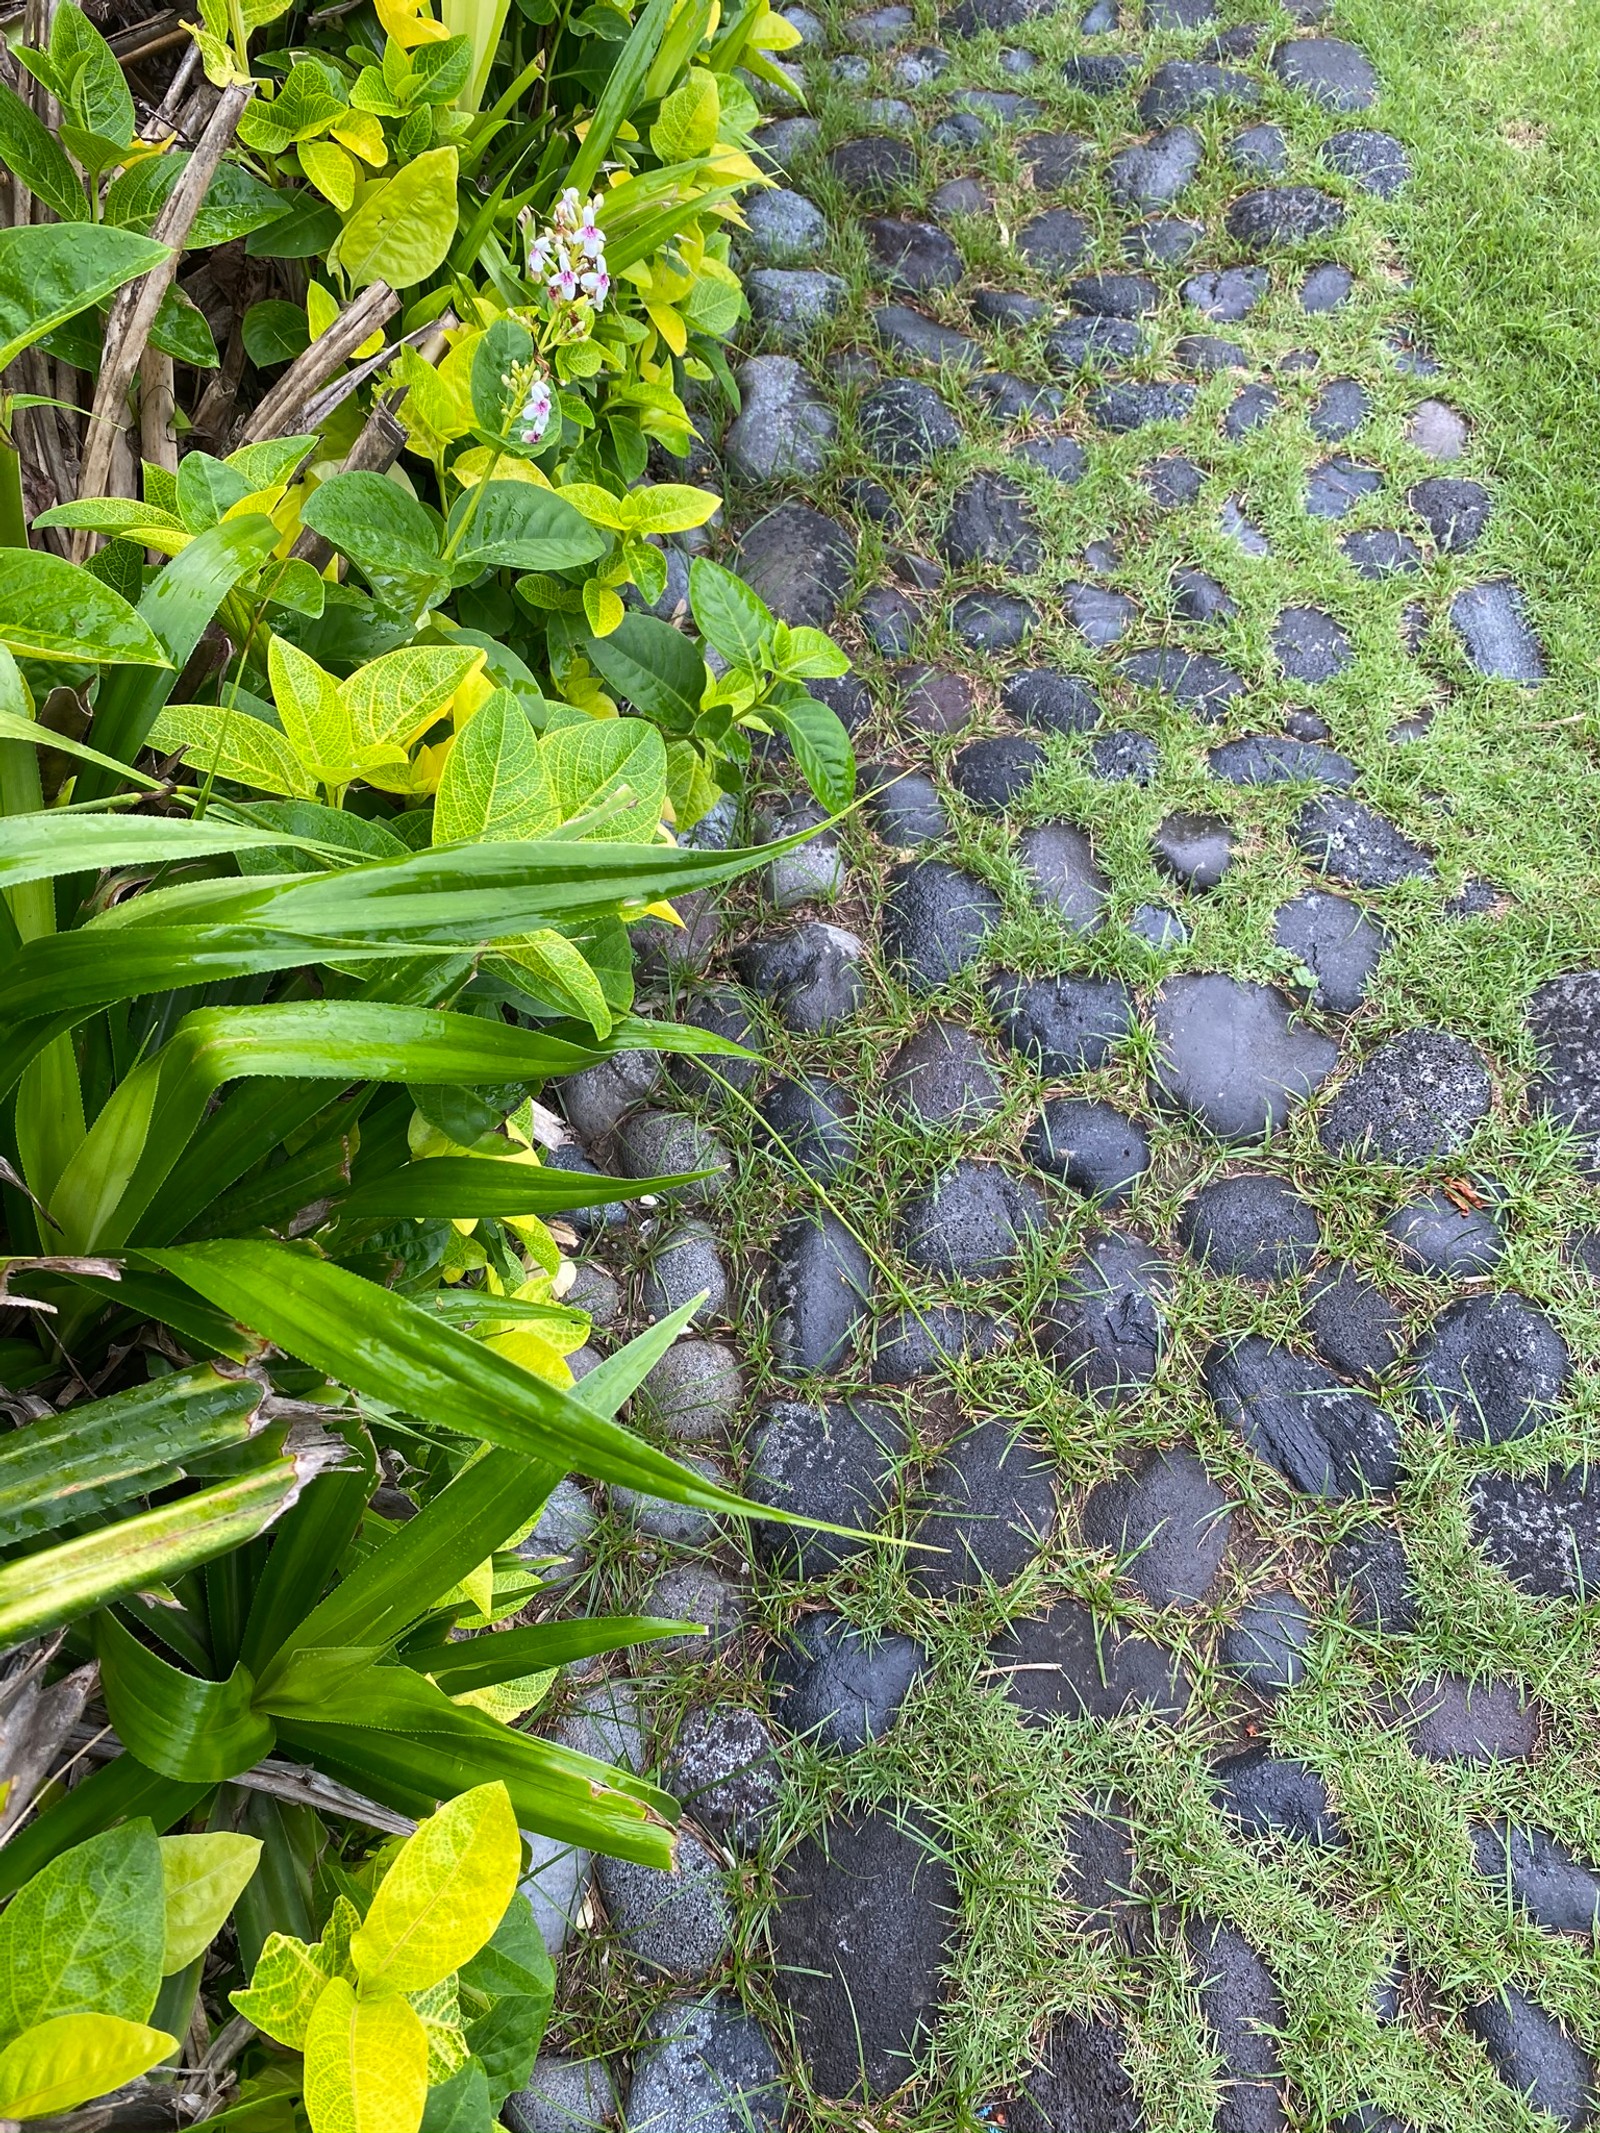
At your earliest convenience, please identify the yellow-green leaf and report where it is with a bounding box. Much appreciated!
[407,1975,469,2084]
[349,1781,519,1997]
[341,643,481,752]
[582,578,625,637]
[228,1930,330,2050]
[623,483,721,536]
[540,714,666,840]
[147,700,315,798]
[301,138,357,212]
[269,635,352,786]
[329,148,458,290]
[433,691,558,843]
[650,70,719,161]
[497,929,611,1038]
[159,1834,262,1975]
[0,2012,175,2119]
[303,1977,428,2133]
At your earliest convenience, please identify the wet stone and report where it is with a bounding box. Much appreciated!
[1063,52,1139,93]
[1306,1266,1403,1382]
[597,1830,731,1980]
[1529,970,1600,1173]
[1343,527,1424,578]
[1470,1465,1600,1601]
[1057,1799,1148,1955]
[858,584,919,656]
[1470,1822,1600,1937]
[989,970,1136,1075]
[612,1452,724,1546]
[859,377,962,471]
[671,990,763,1101]
[1271,34,1378,110]
[1008,2018,1148,2133]
[866,215,964,293]
[1145,452,1206,507]
[560,1049,662,1143]
[1332,1523,1418,1632]
[909,1423,1057,1597]
[953,85,1040,124]
[774,1812,957,2102]
[973,286,1047,325]
[625,1998,785,2133]
[942,471,1041,571]
[1215,736,1356,789]
[1389,1673,1538,1763]
[768,1212,871,1374]
[746,1397,904,1571]
[894,42,951,87]
[643,1341,745,1442]
[1410,1292,1569,1446]
[1026,1098,1150,1204]
[643,1222,729,1326]
[1185,1920,1287,2133]
[1185,265,1270,320]
[976,371,1065,422]
[755,1074,859,1181]
[665,1707,780,1854]
[1120,646,1248,721]
[744,186,829,265]
[1222,385,1280,448]
[1320,1028,1492,1165]
[950,589,1036,649]
[506,2056,616,2133]
[827,133,919,199]
[1150,973,1340,1142]
[614,1109,731,1206]
[1178,1172,1321,1279]
[931,109,986,149]
[862,762,948,846]
[1139,61,1260,126]
[745,266,846,346]
[1017,206,1092,273]
[1131,901,1187,946]
[884,859,1004,991]
[1300,260,1354,312]
[735,501,855,627]
[1385,1188,1505,1276]
[1450,579,1546,682]
[1124,214,1204,263]
[733,922,866,1034]
[1174,568,1238,623]
[1228,185,1346,249]
[1068,582,1139,644]
[993,1599,1191,1722]
[1068,270,1159,317]
[899,664,973,734]
[1230,122,1288,174]
[519,1833,591,1959]
[642,1563,747,1657]
[1091,380,1199,428]
[886,1019,1002,1121]
[871,1303,1011,1382]
[873,302,982,369]
[1464,1989,1597,2130]
[1047,315,1147,370]
[1092,730,1157,781]
[1273,604,1353,682]
[1323,126,1411,196]
[1211,1748,1344,1847]
[1222,1588,1313,1696]
[1204,1334,1403,1498]
[1082,1446,1232,1607]
[755,115,821,169]
[1153,811,1235,890]
[1309,376,1371,442]
[1408,474,1491,550]
[1295,794,1434,887]
[1407,397,1468,458]
[770,1615,926,1749]
[1023,128,1092,188]
[1038,1233,1169,1405]
[1020,822,1108,930]
[1179,333,1250,373]
[898,1159,1044,1279]
[930,175,988,218]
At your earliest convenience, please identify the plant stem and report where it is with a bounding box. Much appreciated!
[0,434,28,551]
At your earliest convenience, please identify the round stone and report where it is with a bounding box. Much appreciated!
[897,1159,1043,1279]
[1469,1465,1600,1601]
[520,1477,594,1584]
[1270,35,1378,110]
[1385,1188,1505,1276]
[1152,811,1235,889]
[1273,891,1387,1012]
[1091,730,1163,783]
[1019,822,1107,930]
[519,1831,591,1958]
[506,2057,618,2133]
[993,1600,1191,1723]
[1204,1334,1402,1498]
[747,267,848,344]
[1301,261,1354,311]
[664,1706,781,1853]
[1016,206,1090,273]
[1409,1292,1570,1445]
[767,1211,872,1373]
[1469,1822,1600,1937]
[1529,970,1600,1174]
[755,1073,859,1180]
[1139,60,1260,126]
[614,1109,731,1205]
[642,1222,728,1326]
[1323,126,1411,195]
[909,1421,1058,1597]
[1295,794,1435,887]
[950,589,1036,648]
[1331,1523,1419,1632]
[1408,475,1492,550]
[1178,1172,1322,1279]
[1306,1265,1404,1383]
[1307,459,1383,522]
[1230,123,1288,174]
[1150,973,1340,1143]
[746,1397,905,1571]
[865,213,964,293]
[1211,1748,1343,1846]
[733,921,867,1033]
[1227,185,1347,249]
[1024,1097,1150,1205]
[1310,377,1371,441]
[1273,604,1353,682]
[641,1341,745,1441]
[1184,1920,1287,2125]
[611,1452,724,1546]
[1003,668,1103,734]
[883,860,1004,992]
[858,377,962,469]
[1319,1029,1493,1164]
[596,1830,731,1980]
[743,186,829,264]
[1387,1672,1538,1763]
[950,733,1047,809]
[989,970,1136,1075]
[1222,1588,1314,1696]
[770,1614,927,1749]
[827,133,919,199]
[862,762,949,846]
[1038,1233,1169,1405]
[1108,123,1203,209]
[885,1019,1003,1122]
[1081,1446,1232,1607]
[641,1564,747,1654]
[625,1997,785,2133]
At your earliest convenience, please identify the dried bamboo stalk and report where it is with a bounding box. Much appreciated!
[235,280,399,446]
[138,347,178,481]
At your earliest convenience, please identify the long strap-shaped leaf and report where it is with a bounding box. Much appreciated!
[398,1615,697,1692]
[97,1612,275,1781]
[0,812,350,893]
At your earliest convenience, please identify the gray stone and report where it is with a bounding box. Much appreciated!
[897,1159,1044,1279]
[1406,398,1468,458]
[1214,736,1356,788]
[1273,605,1352,682]
[1063,52,1138,93]
[734,922,866,1034]
[892,41,950,86]
[886,1019,1003,1122]
[519,1832,592,1958]
[1020,822,1108,930]
[1185,265,1269,320]
[625,1997,785,2133]
[989,969,1135,1075]
[866,214,964,293]
[1272,34,1377,110]
[670,988,764,1101]
[1227,186,1346,248]
[1230,122,1287,174]
[1023,128,1091,189]
[755,116,821,170]
[1153,811,1235,890]
[506,2056,617,2133]
[1463,1989,1596,2130]
[1309,383,1371,447]
[768,1211,872,1373]
[1048,315,1147,371]
[1408,475,1491,550]
[942,471,1041,571]
[862,762,948,846]
[1222,1588,1314,1696]
[1301,260,1354,311]
[827,133,919,198]
[770,1614,926,1749]
[725,355,836,482]
[1410,1292,1569,1446]
[746,1396,905,1570]
[1178,1172,1320,1278]
[973,286,1047,326]
[1323,126,1411,196]
[1151,973,1340,1142]
[899,665,973,734]
[642,1341,744,1441]
[1017,207,1091,274]
[664,1706,780,1854]
[930,175,988,218]
[1139,61,1259,125]
[910,1421,1057,1596]
[1388,1673,1538,1763]
[1178,332,1251,374]
[1130,901,1187,946]
[883,860,1004,991]
[848,1,914,43]
[1331,1523,1418,1632]
[765,822,845,913]
[859,377,962,470]
[1450,579,1545,682]
[597,1829,731,1980]
[1082,1446,1232,1607]
[1039,1233,1169,1405]
[1306,1266,1403,1382]
[1005,668,1102,734]
[1320,1028,1492,1164]
[1056,1804,1148,1956]
[994,1600,1190,1721]
[1342,527,1424,578]
[1118,646,1247,720]
[520,1477,594,1584]
[1026,1098,1149,1204]
[614,1109,731,1206]
[1067,581,1138,644]
[1145,453,1206,507]
[746,266,848,345]
[1294,794,1434,887]
[872,303,982,369]
[735,501,855,627]
[1385,1188,1505,1276]
[560,1050,663,1141]
[1470,1822,1600,1937]
[1091,380,1199,428]
[1469,1466,1600,1601]
[1185,1919,1286,2132]
[566,1260,621,1330]
[641,1563,747,1656]
[743,186,829,265]
[1211,1748,1343,1846]
[858,584,919,657]
[756,1073,858,1180]
[1068,270,1159,318]
[1125,214,1205,263]
[1107,124,1203,209]
[1530,970,1600,1173]
[870,1304,1012,1382]
[1204,1335,1403,1498]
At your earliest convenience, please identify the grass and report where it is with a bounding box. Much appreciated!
[539,0,1600,2123]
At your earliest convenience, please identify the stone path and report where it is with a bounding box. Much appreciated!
[509,4,1600,2129]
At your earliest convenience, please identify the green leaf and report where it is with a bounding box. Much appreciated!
[650,68,720,159]
[469,316,533,439]
[299,472,446,611]
[98,1614,277,1782]
[148,700,312,797]
[579,613,704,732]
[243,297,311,366]
[566,0,676,195]
[352,1783,519,1996]
[177,450,254,533]
[342,644,483,752]
[447,483,607,575]
[330,147,459,289]
[149,283,219,369]
[0,80,86,222]
[419,2059,494,2133]
[237,59,347,152]
[304,1976,429,2133]
[461,1994,545,2111]
[159,1834,262,1973]
[688,554,770,669]
[104,151,289,246]
[0,1822,165,2035]
[0,2012,176,2119]
[403,1617,694,1694]
[0,811,340,893]
[0,550,168,667]
[0,223,165,373]
[21,4,134,155]
[456,1890,552,2003]
[496,930,611,1037]
[540,716,666,840]
[229,1929,330,2049]
[331,1155,663,1221]
[434,692,557,843]
[765,689,854,810]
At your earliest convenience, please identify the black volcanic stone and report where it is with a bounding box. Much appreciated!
[1230,120,1289,175]
[1305,456,1382,517]
[1320,1029,1492,1164]
[1450,579,1546,682]
[1014,435,1090,481]
[772,1811,956,2101]
[909,1422,1057,1597]
[859,378,962,469]
[884,861,1003,991]
[1175,569,1239,623]
[1469,1466,1600,1600]
[1388,1672,1538,1762]
[951,736,1047,811]
[736,502,856,627]
[1222,1588,1313,1696]
[1470,1823,1600,1937]
[665,1707,780,1854]
[1092,730,1163,784]
[1215,736,1357,788]
[865,215,964,293]
[1125,214,1204,263]
[1464,1987,1597,2129]
[670,987,764,1101]
[1090,380,1198,429]
[1410,1292,1570,1446]
[1227,186,1346,249]
[768,1212,872,1372]
[1017,206,1091,273]
[1342,528,1424,578]
[1323,126,1411,195]
[898,1160,1044,1280]
[1205,1335,1402,1498]
[992,1600,1190,1722]
[1020,823,1108,930]
[1107,124,1204,209]
[1272,35,1377,109]
[1038,1233,1168,1404]
[1145,453,1206,507]
[770,1615,926,1750]
[756,1074,859,1180]
[1153,811,1235,889]
[858,586,918,656]
[988,970,1136,1074]
[1062,52,1138,93]
[1022,129,1092,189]
[1273,891,1385,1013]
[1211,1748,1344,1847]
[1331,2112,1414,2133]
[1300,260,1354,311]
[1225,384,1281,436]
[887,1019,1002,1122]
[1046,315,1147,371]
[1529,970,1600,1174]
[1331,1524,1418,1631]
[746,1397,905,1570]
[1139,61,1259,125]
[1308,377,1370,441]
[1273,604,1352,682]
[1306,1265,1403,1382]
[1408,475,1491,551]
[734,922,866,1035]
[942,472,1041,571]
[1118,646,1246,719]
[1179,333,1250,374]
[1150,973,1339,1142]
[874,302,982,369]
[950,589,1036,649]
[1082,1446,1232,1606]
[1068,270,1159,317]
[827,134,920,199]
[1385,1188,1505,1276]
[1067,583,1139,645]
[1058,1803,1148,1955]
[1026,1099,1150,1204]
[974,370,1064,422]
[870,1304,1010,1383]
[1185,265,1270,320]
[899,666,973,735]
[973,286,1048,326]
[1294,794,1434,887]
[863,762,947,847]
[1185,1919,1286,2132]
[1178,1173,1321,1279]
